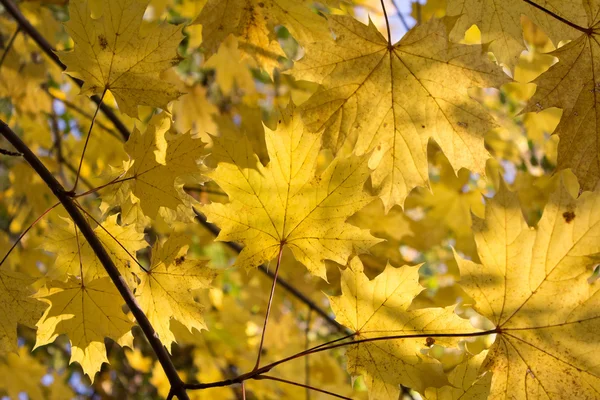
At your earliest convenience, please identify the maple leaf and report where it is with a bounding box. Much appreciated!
[455,176,600,398]
[193,0,332,72]
[445,0,580,70]
[0,268,45,355]
[524,6,600,191]
[34,276,134,379]
[292,16,508,209]
[134,233,216,350]
[106,112,206,219]
[329,257,477,397]
[200,103,380,279]
[41,215,147,282]
[58,0,184,117]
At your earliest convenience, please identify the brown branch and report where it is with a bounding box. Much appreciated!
[0,0,131,141]
[194,211,350,335]
[0,119,189,400]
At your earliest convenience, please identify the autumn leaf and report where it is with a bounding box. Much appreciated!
[292,16,508,209]
[58,0,184,117]
[0,268,45,355]
[455,175,600,398]
[193,0,332,72]
[105,112,206,220]
[34,277,134,379]
[41,215,146,282]
[200,103,380,279]
[135,233,216,350]
[329,257,477,397]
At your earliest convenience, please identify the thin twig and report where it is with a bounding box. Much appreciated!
[254,375,352,400]
[0,25,20,68]
[253,244,284,371]
[305,309,312,400]
[0,201,61,267]
[194,211,350,335]
[0,147,21,156]
[0,0,131,140]
[522,0,592,35]
[390,0,411,32]
[0,119,189,400]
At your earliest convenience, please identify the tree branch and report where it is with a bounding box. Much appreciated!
[194,211,350,335]
[0,119,189,400]
[0,0,131,141]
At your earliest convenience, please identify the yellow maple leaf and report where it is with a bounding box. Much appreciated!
[293,16,508,209]
[193,0,332,73]
[41,215,147,282]
[34,277,134,379]
[58,0,184,117]
[329,257,477,397]
[200,103,380,279]
[455,176,600,398]
[445,0,579,70]
[0,269,45,354]
[105,112,206,219]
[135,233,216,350]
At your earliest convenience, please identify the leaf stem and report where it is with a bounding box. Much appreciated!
[254,375,352,400]
[521,0,593,35]
[380,0,393,44]
[185,329,498,390]
[253,244,284,371]
[0,119,189,400]
[73,174,134,199]
[70,88,107,194]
